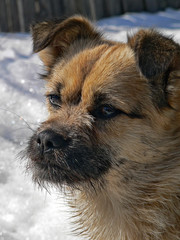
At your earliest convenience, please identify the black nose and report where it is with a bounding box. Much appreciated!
[37,129,69,153]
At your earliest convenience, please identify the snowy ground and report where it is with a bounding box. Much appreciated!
[0,8,180,240]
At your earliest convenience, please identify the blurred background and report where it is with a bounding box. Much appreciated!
[1,0,180,32]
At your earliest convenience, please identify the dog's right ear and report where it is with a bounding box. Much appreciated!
[128,30,180,107]
[31,16,101,71]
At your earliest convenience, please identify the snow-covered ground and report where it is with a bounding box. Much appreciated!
[0,8,180,240]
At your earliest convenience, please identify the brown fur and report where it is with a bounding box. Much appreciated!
[26,16,180,240]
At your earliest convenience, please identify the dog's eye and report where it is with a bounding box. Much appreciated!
[48,95,61,108]
[96,105,120,119]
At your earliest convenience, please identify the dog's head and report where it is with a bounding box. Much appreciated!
[27,16,180,190]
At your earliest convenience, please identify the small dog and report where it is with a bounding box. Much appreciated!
[26,16,180,240]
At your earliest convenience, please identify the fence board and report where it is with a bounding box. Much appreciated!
[74,0,92,18]
[0,0,8,32]
[62,0,76,17]
[5,0,13,32]
[82,0,96,19]
[36,0,53,20]
[158,0,167,9]
[122,0,144,12]
[88,0,97,21]
[93,0,105,19]
[61,0,99,20]
[144,0,166,12]
[17,0,25,32]
[104,0,123,17]
[144,0,159,12]
[50,0,64,18]
[22,0,35,32]
[166,0,180,8]
[11,0,21,31]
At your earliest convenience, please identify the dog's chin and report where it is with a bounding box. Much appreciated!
[28,156,108,189]
[30,161,86,187]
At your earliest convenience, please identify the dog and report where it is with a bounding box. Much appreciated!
[26,16,180,240]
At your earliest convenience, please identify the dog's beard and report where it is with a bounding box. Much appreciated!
[25,132,111,189]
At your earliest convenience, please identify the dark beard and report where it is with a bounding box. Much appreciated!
[25,132,111,188]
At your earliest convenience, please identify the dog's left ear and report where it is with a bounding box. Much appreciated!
[31,16,101,71]
[128,30,180,79]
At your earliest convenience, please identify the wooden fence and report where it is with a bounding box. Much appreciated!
[1,0,180,32]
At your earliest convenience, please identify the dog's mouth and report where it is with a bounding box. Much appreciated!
[26,129,111,186]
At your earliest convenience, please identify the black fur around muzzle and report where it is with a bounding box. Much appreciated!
[26,127,111,186]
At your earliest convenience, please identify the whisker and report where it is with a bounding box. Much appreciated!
[0,107,36,132]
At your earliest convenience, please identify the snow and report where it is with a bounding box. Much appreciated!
[0,8,180,240]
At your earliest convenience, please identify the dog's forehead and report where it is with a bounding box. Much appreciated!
[81,44,137,106]
[47,43,142,107]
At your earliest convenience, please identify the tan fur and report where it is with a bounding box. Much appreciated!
[47,44,180,240]
[29,16,180,240]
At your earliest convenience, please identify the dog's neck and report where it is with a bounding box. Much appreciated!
[69,159,180,240]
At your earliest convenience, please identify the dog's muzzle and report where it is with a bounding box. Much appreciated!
[26,125,111,186]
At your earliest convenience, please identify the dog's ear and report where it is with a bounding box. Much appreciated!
[128,30,180,79]
[128,30,180,106]
[31,16,101,70]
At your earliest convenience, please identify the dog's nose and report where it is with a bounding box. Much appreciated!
[37,129,69,153]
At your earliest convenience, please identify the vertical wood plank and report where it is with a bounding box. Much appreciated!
[22,0,35,32]
[50,0,64,18]
[62,0,76,17]
[35,0,53,21]
[93,0,105,19]
[158,0,167,10]
[74,0,91,17]
[144,0,167,12]
[83,0,95,19]
[88,0,97,21]
[11,0,21,31]
[71,0,97,20]
[17,0,25,32]
[122,0,144,12]
[166,0,180,8]
[104,0,122,17]
[5,0,20,32]
[144,0,159,12]
[5,0,13,32]
[0,0,9,32]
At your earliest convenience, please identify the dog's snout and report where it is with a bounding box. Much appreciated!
[37,129,69,153]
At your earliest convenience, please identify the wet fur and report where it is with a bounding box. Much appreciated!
[26,16,180,240]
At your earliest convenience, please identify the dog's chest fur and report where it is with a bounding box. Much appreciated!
[72,159,180,240]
